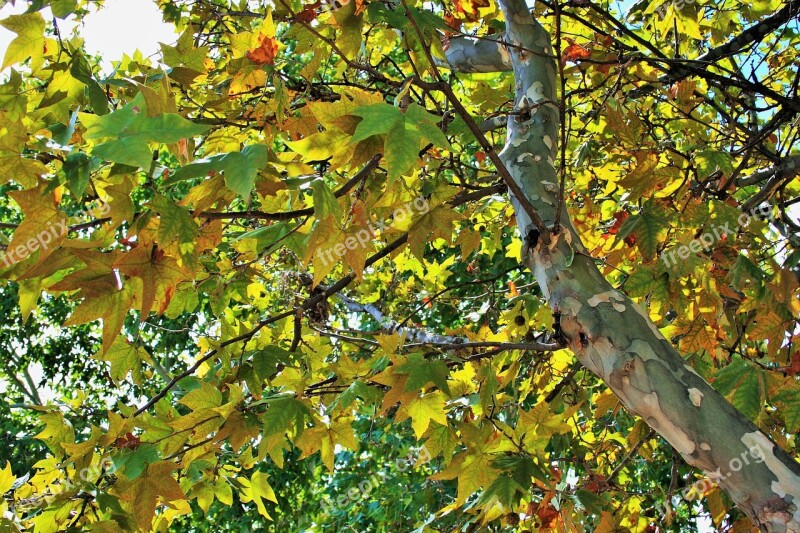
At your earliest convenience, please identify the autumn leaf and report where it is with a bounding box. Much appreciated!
[247,35,279,66]
[562,40,591,63]
[115,461,186,531]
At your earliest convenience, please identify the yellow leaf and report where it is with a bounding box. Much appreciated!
[0,461,15,495]
[402,391,449,439]
[116,461,186,531]
[238,470,278,519]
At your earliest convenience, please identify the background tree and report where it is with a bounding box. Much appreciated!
[0,0,799,531]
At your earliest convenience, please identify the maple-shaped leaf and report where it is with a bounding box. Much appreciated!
[430,424,503,505]
[395,353,452,395]
[260,397,313,439]
[247,35,279,66]
[0,12,49,70]
[350,103,450,179]
[114,244,190,319]
[4,183,68,274]
[0,111,48,188]
[94,336,154,385]
[54,250,141,354]
[474,476,525,509]
[80,93,209,169]
[400,391,449,439]
[238,471,278,519]
[166,144,268,198]
[562,41,591,63]
[713,359,764,420]
[147,195,200,267]
[303,216,346,285]
[407,204,464,260]
[295,416,359,471]
[115,461,186,531]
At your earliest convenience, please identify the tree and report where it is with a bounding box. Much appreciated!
[0,0,799,531]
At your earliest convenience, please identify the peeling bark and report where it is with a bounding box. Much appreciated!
[442,35,512,73]
[451,1,800,530]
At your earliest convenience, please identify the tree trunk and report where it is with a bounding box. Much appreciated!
[445,1,800,530]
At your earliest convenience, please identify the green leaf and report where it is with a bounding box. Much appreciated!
[616,202,670,261]
[50,0,78,18]
[70,53,109,115]
[112,444,160,480]
[350,103,450,179]
[81,93,208,169]
[63,152,94,199]
[773,389,800,433]
[252,346,293,381]
[574,489,612,515]
[474,476,524,508]
[148,194,199,263]
[395,353,452,395]
[311,179,341,220]
[94,337,153,384]
[713,359,763,420]
[261,397,313,438]
[166,144,268,197]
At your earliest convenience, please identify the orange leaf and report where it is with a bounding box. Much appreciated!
[562,43,591,63]
[247,35,278,66]
[507,281,519,296]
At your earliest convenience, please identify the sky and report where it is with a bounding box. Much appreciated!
[0,0,177,73]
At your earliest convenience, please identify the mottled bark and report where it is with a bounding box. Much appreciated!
[442,35,512,73]
[455,0,800,530]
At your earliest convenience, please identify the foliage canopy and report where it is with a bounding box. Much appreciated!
[0,0,799,531]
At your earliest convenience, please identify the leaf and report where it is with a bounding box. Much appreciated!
[179,382,223,411]
[772,389,800,433]
[6,182,68,268]
[295,417,359,471]
[63,152,95,199]
[94,337,153,385]
[167,144,268,198]
[713,359,763,420]
[562,42,591,62]
[112,444,160,480]
[311,179,341,220]
[404,391,449,439]
[238,471,278,519]
[247,36,279,66]
[147,195,200,266]
[0,111,48,188]
[616,202,670,261]
[114,244,190,319]
[81,93,209,169]
[407,204,463,260]
[116,461,186,531]
[261,397,312,438]
[475,476,524,508]
[0,461,15,495]
[395,353,452,395]
[350,103,450,179]
[1,13,46,70]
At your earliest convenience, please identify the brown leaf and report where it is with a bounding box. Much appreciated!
[247,35,278,66]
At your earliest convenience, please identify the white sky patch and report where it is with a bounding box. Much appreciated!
[0,0,176,73]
